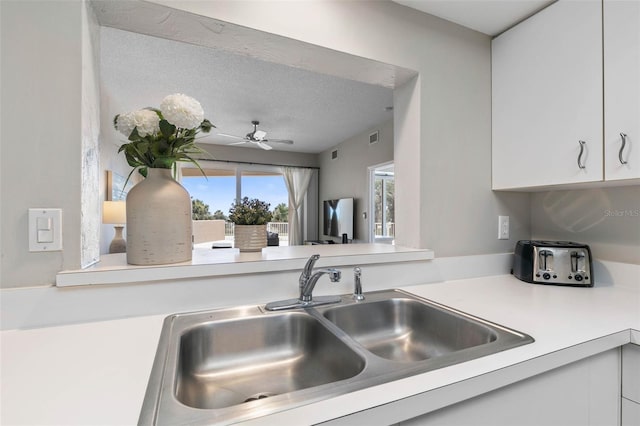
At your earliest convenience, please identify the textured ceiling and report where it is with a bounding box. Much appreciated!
[100,27,394,154]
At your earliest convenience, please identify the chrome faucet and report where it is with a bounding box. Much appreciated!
[265,254,342,311]
[298,254,341,302]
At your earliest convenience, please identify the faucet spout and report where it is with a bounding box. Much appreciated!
[300,268,341,302]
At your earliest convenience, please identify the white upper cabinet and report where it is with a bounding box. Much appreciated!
[604,0,640,181]
[492,0,603,190]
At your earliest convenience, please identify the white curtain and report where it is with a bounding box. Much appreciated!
[282,166,313,246]
[173,163,184,182]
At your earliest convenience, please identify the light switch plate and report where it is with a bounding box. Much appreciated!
[29,208,63,252]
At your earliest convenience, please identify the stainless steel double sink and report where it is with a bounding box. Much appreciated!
[140,289,533,425]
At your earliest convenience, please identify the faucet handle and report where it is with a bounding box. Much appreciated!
[303,254,320,272]
[303,254,320,270]
[300,254,321,286]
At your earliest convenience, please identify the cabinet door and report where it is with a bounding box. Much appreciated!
[622,398,640,426]
[340,349,621,426]
[622,344,640,403]
[604,0,640,181]
[492,0,603,190]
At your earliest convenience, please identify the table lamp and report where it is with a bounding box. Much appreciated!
[103,201,126,253]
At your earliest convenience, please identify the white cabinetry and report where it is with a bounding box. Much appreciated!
[325,349,620,425]
[492,0,640,190]
[604,0,640,181]
[622,344,640,426]
[398,349,620,426]
[492,0,603,190]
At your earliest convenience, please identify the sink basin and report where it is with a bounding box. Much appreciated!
[176,313,364,409]
[322,298,498,362]
[140,290,533,425]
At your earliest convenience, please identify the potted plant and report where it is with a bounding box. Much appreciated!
[229,197,273,252]
[113,93,214,265]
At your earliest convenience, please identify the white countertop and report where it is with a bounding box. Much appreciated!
[55,244,434,287]
[2,273,639,425]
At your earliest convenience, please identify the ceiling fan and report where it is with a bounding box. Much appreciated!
[218,120,294,150]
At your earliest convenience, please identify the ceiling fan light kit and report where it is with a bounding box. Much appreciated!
[218,120,294,150]
[253,130,267,140]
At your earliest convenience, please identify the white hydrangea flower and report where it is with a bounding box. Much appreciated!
[116,109,160,137]
[160,93,204,129]
[115,112,136,138]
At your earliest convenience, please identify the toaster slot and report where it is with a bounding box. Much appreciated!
[539,249,554,271]
[571,251,586,273]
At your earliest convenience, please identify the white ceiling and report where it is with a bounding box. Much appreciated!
[392,0,554,36]
[101,27,394,154]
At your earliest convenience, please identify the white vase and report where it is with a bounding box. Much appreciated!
[126,168,192,265]
[234,224,267,252]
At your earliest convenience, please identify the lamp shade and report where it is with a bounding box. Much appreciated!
[103,201,126,225]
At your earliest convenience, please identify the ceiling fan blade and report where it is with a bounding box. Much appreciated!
[228,141,247,145]
[264,139,294,145]
[256,141,273,150]
[217,133,245,140]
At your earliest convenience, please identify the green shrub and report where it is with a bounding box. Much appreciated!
[228,197,273,225]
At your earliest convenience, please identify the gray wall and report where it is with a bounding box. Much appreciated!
[318,120,394,243]
[531,186,640,264]
[1,1,88,287]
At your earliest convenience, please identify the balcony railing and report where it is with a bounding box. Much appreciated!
[374,222,395,237]
[267,222,289,237]
[225,222,289,238]
[224,222,234,237]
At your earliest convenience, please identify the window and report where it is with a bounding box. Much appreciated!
[369,163,395,244]
[240,171,289,215]
[182,168,236,221]
[182,163,291,245]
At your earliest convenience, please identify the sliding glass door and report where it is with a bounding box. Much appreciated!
[369,162,395,244]
[241,170,289,241]
[182,163,290,245]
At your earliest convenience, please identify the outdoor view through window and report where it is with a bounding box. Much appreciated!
[374,170,395,242]
[182,168,290,246]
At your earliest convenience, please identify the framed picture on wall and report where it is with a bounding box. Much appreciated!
[106,170,135,201]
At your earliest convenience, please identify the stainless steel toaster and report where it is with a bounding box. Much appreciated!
[512,240,594,287]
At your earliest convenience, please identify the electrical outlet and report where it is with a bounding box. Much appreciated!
[498,215,510,240]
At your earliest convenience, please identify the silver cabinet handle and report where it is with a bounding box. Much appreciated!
[577,140,586,169]
[619,133,628,165]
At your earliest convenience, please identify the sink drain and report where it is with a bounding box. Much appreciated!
[243,392,277,403]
